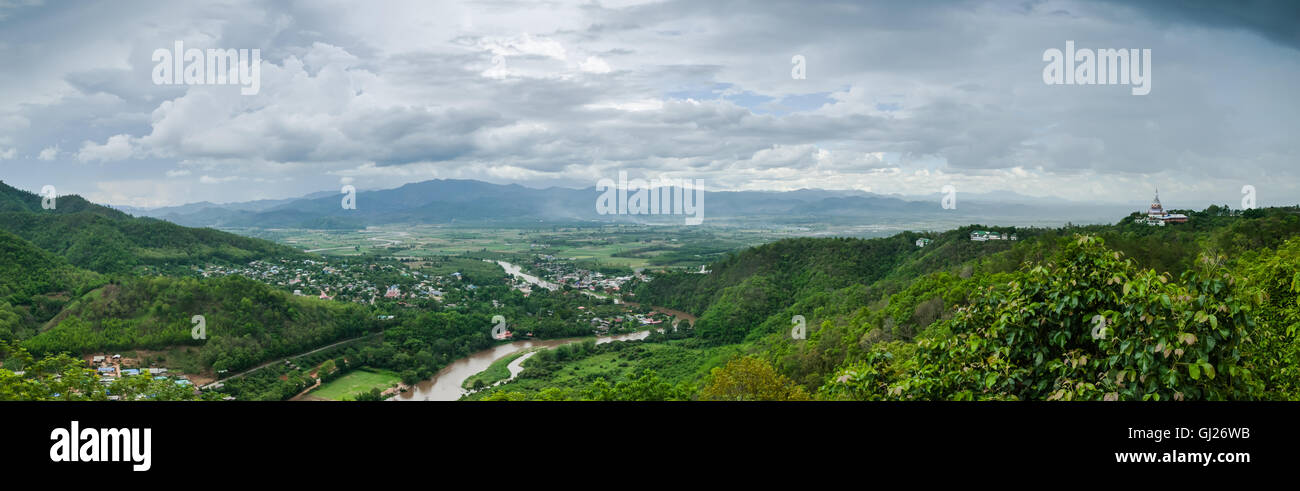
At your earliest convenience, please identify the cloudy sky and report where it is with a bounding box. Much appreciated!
[0,0,1297,209]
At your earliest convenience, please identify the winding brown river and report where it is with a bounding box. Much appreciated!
[389,330,654,401]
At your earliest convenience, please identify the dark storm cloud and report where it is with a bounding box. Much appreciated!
[1095,0,1300,50]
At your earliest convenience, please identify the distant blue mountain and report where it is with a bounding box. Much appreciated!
[118,178,1132,229]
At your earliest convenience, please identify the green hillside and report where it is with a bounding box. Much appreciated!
[23,275,377,373]
[0,230,104,342]
[0,221,377,376]
[0,181,304,274]
[0,181,315,349]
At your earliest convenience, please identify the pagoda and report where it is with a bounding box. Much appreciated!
[1147,187,1165,217]
[1143,187,1188,225]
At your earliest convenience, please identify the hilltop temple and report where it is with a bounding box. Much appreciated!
[1143,188,1188,225]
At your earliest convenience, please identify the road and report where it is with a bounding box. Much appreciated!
[200,333,379,390]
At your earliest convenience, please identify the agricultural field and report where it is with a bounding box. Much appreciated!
[308,368,402,401]
[240,224,789,271]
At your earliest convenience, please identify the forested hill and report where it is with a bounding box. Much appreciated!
[0,229,104,342]
[21,275,377,372]
[629,224,1033,344]
[0,229,85,299]
[0,181,309,348]
[0,181,304,274]
[625,206,1300,400]
[0,181,129,218]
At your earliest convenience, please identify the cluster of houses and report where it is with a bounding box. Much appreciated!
[86,354,192,399]
[200,258,470,305]
[969,231,1018,242]
[200,259,395,303]
[585,310,671,334]
[527,258,641,294]
[911,231,1020,245]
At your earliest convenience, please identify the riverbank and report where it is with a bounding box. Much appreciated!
[462,347,541,390]
[389,329,658,401]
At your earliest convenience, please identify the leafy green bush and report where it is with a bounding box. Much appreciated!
[825,235,1264,401]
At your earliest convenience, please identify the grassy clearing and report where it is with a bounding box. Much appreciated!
[135,346,205,374]
[462,348,539,390]
[310,367,401,401]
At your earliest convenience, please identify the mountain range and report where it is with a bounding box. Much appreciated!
[111,179,1139,230]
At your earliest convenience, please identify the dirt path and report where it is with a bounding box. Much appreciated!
[288,379,322,401]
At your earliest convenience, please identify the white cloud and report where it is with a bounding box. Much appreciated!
[37,145,59,160]
[77,134,136,162]
[578,56,611,74]
[480,33,566,60]
[199,175,241,184]
[86,179,190,208]
[584,98,664,112]
[0,146,15,159]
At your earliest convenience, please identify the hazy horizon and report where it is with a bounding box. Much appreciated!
[7,176,1233,215]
